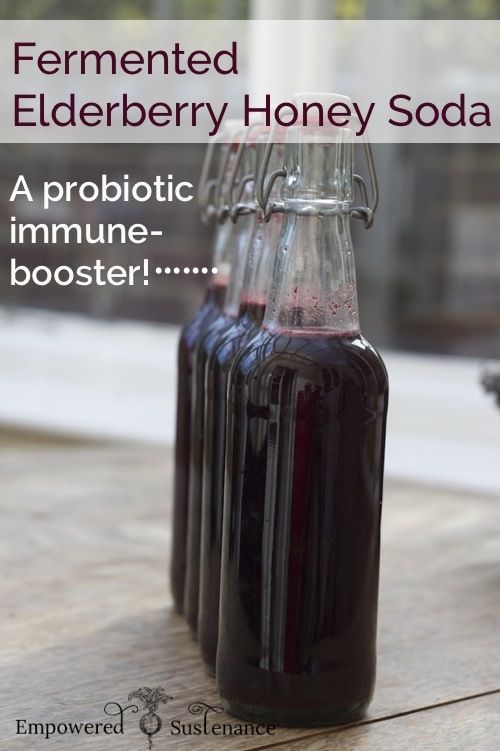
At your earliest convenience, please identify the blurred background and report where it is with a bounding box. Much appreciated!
[1,0,500,357]
[0,0,499,495]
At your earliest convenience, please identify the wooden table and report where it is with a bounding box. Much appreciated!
[1,437,499,750]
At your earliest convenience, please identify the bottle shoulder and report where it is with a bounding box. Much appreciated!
[231,328,389,393]
[198,312,234,357]
[180,299,221,350]
[210,315,260,370]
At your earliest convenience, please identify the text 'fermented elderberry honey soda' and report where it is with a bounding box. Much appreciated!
[217,93,389,726]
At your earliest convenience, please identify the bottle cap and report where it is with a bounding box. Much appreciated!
[287,92,357,143]
[257,92,378,228]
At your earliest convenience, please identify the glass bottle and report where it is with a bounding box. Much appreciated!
[198,130,284,673]
[170,127,239,614]
[183,137,257,634]
[217,94,389,726]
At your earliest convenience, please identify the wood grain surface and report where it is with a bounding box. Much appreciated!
[1,438,499,749]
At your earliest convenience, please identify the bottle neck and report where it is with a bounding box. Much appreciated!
[208,141,241,290]
[263,211,360,335]
[222,142,260,316]
[205,275,227,307]
[239,141,284,325]
[209,220,231,290]
[223,212,256,316]
[239,213,282,326]
[263,133,360,336]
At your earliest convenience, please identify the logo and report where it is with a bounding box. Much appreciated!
[16,687,276,743]
[128,687,173,749]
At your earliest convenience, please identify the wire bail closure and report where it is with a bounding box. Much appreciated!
[256,133,379,229]
[227,122,264,224]
[214,137,239,224]
[198,140,221,224]
[198,128,250,225]
[352,139,379,229]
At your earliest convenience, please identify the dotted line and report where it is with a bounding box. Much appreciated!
[154,266,218,275]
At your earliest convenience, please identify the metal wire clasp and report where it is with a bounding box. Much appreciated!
[257,133,379,229]
[256,135,286,222]
[226,123,263,223]
[199,126,253,224]
[214,136,240,223]
[200,128,246,224]
[352,139,379,229]
[198,140,222,224]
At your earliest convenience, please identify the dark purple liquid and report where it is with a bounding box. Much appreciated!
[199,300,267,673]
[184,308,237,633]
[170,282,226,614]
[217,326,388,726]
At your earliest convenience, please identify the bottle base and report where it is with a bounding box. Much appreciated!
[222,698,369,728]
